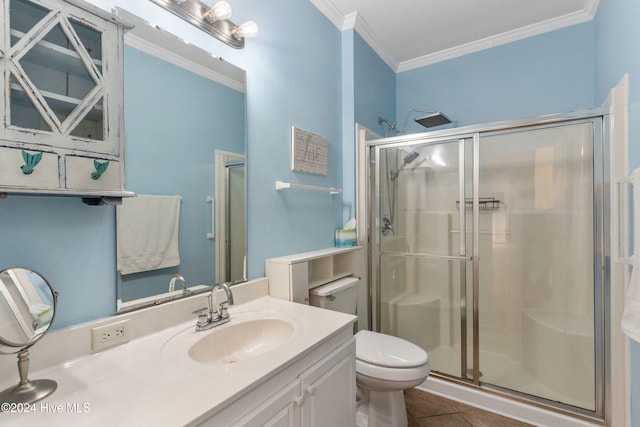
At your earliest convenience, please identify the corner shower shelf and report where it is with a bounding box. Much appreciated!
[456,197,501,211]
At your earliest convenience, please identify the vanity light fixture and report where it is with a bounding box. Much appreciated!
[232,20,259,40]
[148,0,258,49]
[202,0,232,22]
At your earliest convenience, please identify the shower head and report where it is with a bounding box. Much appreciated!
[414,112,452,128]
[390,147,420,181]
[402,150,419,165]
[378,109,453,136]
[378,117,400,136]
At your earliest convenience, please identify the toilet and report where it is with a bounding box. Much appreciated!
[309,277,430,427]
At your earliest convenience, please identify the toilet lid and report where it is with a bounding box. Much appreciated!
[355,330,428,368]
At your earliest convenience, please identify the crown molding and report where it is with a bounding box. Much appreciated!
[585,0,601,17]
[310,0,399,71]
[309,0,346,30]
[118,8,245,93]
[397,4,599,73]
[311,0,600,74]
[351,13,399,71]
[124,33,245,93]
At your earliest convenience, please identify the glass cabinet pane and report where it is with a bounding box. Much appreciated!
[8,0,105,141]
[10,0,50,46]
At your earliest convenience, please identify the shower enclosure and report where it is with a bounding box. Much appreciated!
[368,112,605,420]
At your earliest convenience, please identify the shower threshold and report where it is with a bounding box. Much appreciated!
[424,345,602,426]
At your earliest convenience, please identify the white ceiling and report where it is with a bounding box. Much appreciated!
[310,0,600,72]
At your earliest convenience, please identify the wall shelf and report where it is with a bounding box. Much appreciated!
[275,180,341,195]
[266,247,363,304]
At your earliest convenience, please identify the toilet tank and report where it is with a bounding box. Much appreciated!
[309,277,359,315]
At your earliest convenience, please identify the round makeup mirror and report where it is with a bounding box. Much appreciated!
[0,267,58,405]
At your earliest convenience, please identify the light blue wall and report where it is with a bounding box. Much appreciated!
[340,29,356,224]
[119,46,245,301]
[0,0,343,327]
[0,197,116,328]
[106,0,346,278]
[394,6,640,423]
[397,22,596,133]
[4,5,638,419]
[594,1,640,424]
[340,31,396,224]
[225,1,344,278]
[354,33,396,134]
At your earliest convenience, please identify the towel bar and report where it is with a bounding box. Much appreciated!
[275,180,341,195]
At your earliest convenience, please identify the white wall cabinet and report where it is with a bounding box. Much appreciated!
[266,247,364,304]
[199,334,356,427]
[266,247,367,329]
[0,0,130,202]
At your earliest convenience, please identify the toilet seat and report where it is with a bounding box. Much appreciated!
[355,330,428,368]
[356,359,430,382]
[354,330,430,382]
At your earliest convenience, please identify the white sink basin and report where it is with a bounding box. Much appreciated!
[187,317,296,365]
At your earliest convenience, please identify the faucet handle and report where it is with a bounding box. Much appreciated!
[219,302,230,319]
[192,307,207,315]
[192,307,209,328]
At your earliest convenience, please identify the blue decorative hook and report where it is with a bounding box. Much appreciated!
[21,150,43,175]
[91,160,109,180]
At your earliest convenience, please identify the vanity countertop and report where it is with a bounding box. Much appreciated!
[0,296,356,426]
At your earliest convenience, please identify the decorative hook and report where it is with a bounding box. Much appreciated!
[91,160,109,180]
[21,150,42,175]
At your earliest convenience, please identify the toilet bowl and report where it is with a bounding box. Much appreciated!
[309,279,430,427]
[355,330,430,427]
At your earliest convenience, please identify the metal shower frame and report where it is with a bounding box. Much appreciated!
[365,108,609,424]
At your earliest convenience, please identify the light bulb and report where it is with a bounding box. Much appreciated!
[232,20,258,39]
[202,0,232,22]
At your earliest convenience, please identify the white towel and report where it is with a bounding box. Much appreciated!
[116,195,181,275]
[622,264,640,343]
[621,168,640,343]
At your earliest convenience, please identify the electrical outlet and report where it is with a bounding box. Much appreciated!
[91,319,130,352]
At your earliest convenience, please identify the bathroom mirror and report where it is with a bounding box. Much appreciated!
[115,10,247,313]
[0,267,58,404]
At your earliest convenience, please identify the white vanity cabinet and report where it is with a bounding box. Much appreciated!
[0,0,129,201]
[200,335,356,427]
[299,338,356,426]
[232,380,301,427]
[266,247,365,304]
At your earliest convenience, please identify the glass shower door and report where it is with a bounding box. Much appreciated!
[476,122,598,411]
[371,136,475,380]
[369,117,602,416]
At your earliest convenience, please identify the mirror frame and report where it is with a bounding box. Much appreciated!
[114,9,247,313]
[0,267,58,354]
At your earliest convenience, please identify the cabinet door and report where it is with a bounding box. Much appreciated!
[291,262,309,304]
[232,379,301,427]
[4,0,122,154]
[299,339,356,427]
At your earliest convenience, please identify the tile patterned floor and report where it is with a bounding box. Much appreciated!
[405,388,535,427]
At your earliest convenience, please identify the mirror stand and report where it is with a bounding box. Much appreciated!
[0,350,57,404]
[0,267,59,406]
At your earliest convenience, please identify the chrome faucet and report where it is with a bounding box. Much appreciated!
[192,282,235,331]
[168,274,188,295]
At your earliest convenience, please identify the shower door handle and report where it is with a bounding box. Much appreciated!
[381,251,472,262]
